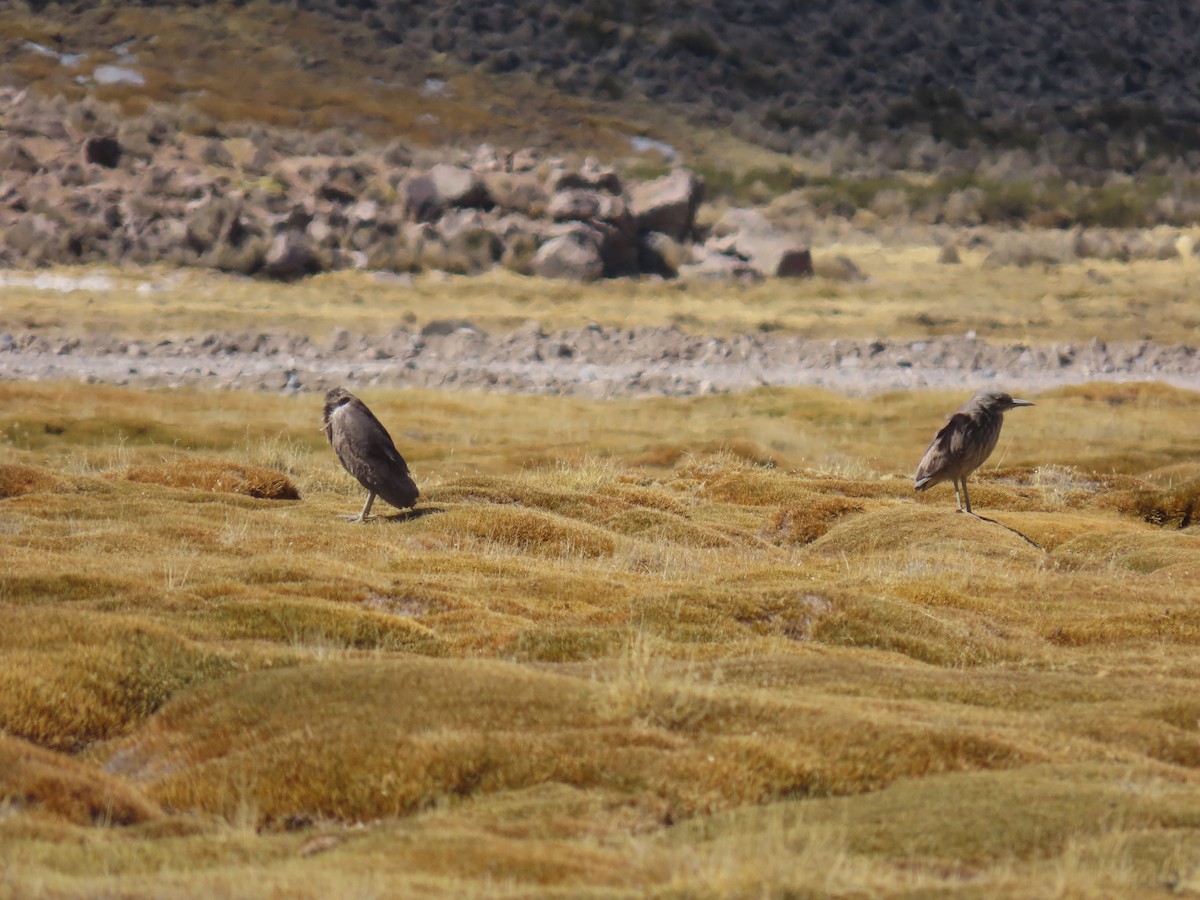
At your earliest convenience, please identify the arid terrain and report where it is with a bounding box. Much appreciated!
[4,1,1200,897]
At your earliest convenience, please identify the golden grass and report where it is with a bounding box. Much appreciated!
[2,380,1200,896]
[2,248,1199,343]
[123,459,301,500]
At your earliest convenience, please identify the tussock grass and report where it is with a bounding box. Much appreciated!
[0,463,66,499]
[0,734,161,827]
[2,380,1200,895]
[123,460,301,501]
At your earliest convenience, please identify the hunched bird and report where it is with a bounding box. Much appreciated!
[322,387,419,522]
[914,390,1034,514]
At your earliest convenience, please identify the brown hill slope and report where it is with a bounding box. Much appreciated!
[6,0,1200,170]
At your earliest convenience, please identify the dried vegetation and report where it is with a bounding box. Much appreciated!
[2,378,1200,896]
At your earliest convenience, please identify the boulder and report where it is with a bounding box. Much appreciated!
[711,207,774,238]
[186,197,244,254]
[593,221,639,277]
[434,209,503,273]
[677,250,763,282]
[549,163,622,195]
[319,162,375,204]
[508,147,540,172]
[427,163,491,209]
[639,231,690,278]
[262,230,323,280]
[469,143,503,172]
[347,199,379,227]
[548,189,601,221]
[728,232,813,278]
[403,176,440,223]
[483,172,548,217]
[628,170,704,241]
[531,227,604,282]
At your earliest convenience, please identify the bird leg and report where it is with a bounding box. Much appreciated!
[959,479,975,516]
[339,491,377,523]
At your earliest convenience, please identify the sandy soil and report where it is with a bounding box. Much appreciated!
[2,322,1198,397]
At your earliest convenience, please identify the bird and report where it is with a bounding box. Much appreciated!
[322,387,419,522]
[914,390,1034,514]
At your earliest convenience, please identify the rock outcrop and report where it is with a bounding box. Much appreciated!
[0,91,819,283]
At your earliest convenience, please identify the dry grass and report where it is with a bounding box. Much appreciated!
[3,249,1198,343]
[0,1,701,158]
[2,378,1200,896]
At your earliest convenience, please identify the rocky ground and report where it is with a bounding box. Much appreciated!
[1,87,821,283]
[3,322,1197,398]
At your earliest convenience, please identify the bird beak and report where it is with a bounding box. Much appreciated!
[1010,399,1035,407]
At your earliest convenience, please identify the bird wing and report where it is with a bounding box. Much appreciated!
[332,402,420,508]
[914,412,972,489]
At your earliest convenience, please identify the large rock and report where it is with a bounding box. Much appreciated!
[484,172,548,217]
[427,163,491,210]
[549,161,622,195]
[628,170,704,241]
[709,207,812,277]
[639,231,690,278]
[186,197,244,254]
[319,161,375,204]
[403,176,440,223]
[531,227,604,282]
[435,209,503,274]
[712,207,774,238]
[548,189,601,222]
[262,231,323,280]
[677,248,763,282]
[728,232,813,278]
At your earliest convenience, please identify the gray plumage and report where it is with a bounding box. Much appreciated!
[914,390,1034,514]
[323,387,419,522]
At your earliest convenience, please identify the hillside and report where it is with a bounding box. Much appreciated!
[6,0,1200,171]
[294,0,1200,160]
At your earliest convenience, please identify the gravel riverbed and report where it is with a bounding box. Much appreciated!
[2,323,1198,397]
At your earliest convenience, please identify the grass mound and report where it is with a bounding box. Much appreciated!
[123,459,301,500]
[0,734,161,826]
[104,655,1039,826]
[0,610,238,752]
[420,504,618,558]
[0,463,65,499]
[761,495,866,544]
[3,382,1200,895]
[1108,478,1200,529]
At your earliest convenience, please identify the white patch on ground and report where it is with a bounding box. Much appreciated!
[93,65,145,86]
[629,136,678,160]
[0,272,116,292]
[23,41,86,67]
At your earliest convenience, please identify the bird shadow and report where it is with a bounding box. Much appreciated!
[966,511,1044,551]
[377,506,445,524]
